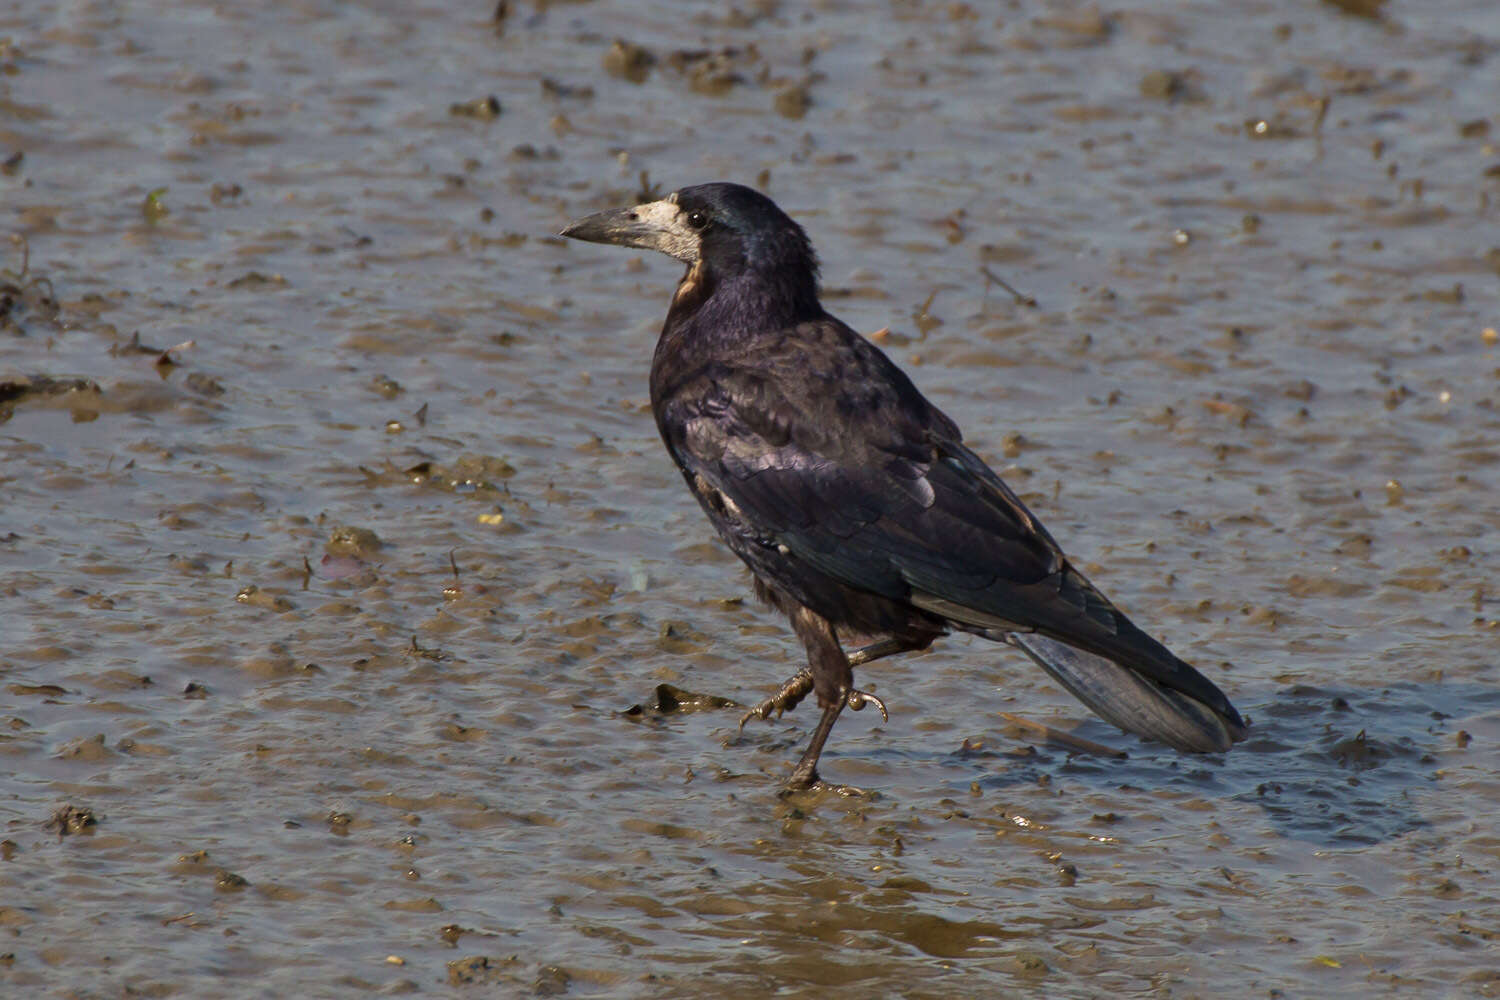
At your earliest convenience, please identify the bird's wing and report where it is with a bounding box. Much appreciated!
[667,366,1085,630]
[657,325,1237,720]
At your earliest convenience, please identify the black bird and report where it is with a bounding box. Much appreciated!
[561,182,1247,791]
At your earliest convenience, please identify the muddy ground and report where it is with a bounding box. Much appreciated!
[2,0,1498,996]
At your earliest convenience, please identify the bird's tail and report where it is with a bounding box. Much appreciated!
[1005,633,1247,753]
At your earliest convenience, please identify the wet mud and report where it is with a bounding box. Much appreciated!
[2,0,1499,996]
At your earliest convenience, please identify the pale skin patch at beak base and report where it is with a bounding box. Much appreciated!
[559,195,702,264]
[628,198,700,263]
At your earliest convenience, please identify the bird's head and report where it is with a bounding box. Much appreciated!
[560,183,820,318]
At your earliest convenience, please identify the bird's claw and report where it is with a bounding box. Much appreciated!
[736,705,764,734]
[738,670,814,733]
[846,688,888,722]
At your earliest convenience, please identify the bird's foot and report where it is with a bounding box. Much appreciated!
[846,687,888,722]
[737,669,813,733]
[779,767,874,799]
[780,780,873,799]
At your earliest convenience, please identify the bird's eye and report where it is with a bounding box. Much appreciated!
[686,211,708,230]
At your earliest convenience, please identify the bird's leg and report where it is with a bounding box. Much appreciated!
[738,670,888,731]
[785,695,847,791]
[739,635,916,731]
[777,607,866,792]
[846,636,916,667]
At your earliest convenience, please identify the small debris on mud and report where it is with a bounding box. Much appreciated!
[44,805,99,837]
[447,954,522,986]
[449,95,501,119]
[214,869,250,892]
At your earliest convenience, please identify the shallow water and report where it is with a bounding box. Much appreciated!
[3,0,1499,995]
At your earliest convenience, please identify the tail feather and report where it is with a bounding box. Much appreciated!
[1005,633,1248,753]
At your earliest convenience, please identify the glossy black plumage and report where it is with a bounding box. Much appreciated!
[562,182,1246,790]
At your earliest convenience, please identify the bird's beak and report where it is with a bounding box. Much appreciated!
[559,198,701,263]
[559,205,650,246]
